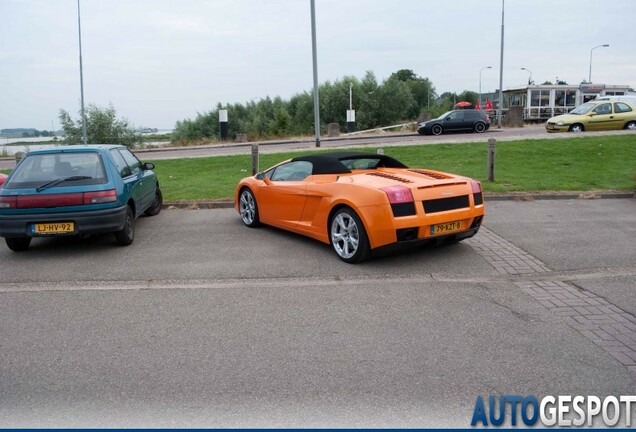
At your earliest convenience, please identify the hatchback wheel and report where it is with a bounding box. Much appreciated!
[431,124,443,136]
[115,206,135,246]
[239,188,261,227]
[568,124,584,132]
[474,122,486,133]
[625,121,636,130]
[6,237,31,252]
[144,187,163,216]
[329,207,370,263]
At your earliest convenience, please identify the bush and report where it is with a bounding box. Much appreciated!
[59,104,141,148]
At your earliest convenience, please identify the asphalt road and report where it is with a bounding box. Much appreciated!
[0,199,635,427]
[1,127,634,169]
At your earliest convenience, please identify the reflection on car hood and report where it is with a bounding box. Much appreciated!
[548,113,589,122]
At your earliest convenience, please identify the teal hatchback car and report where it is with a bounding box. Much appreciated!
[0,145,162,251]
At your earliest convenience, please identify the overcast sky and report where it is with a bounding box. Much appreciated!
[1,0,635,130]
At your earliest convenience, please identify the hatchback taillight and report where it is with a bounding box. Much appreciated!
[84,189,117,204]
[0,196,17,209]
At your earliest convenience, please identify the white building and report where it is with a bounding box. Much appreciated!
[484,84,633,122]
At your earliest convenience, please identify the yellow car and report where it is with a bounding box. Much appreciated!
[546,100,636,132]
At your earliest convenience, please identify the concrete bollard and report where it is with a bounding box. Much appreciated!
[15,151,25,162]
[487,138,496,182]
[327,123,340,137]
[251,144,259,175]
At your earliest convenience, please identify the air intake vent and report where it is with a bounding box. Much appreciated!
[423,195,469,214]
[366,172,413,183]
[407,169,452,180]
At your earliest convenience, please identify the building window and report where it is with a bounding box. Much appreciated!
[530,90,550,107]
[555,90,576,107]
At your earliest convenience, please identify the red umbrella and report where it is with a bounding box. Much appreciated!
[485,99,493,110]
[454,101,472,108]
[475,101,481,110]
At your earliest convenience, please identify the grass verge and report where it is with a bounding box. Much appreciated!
[2,135,635,200]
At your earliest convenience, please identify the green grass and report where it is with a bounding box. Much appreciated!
[3,135,635,200]
[148,135,636,201]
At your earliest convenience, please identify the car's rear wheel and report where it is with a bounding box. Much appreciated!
[144,187,163,216]
[625,121,636,130]
[6,237,31,252]
[329,207,370,263]
[474,122,486,133]
[239,188,261,227]
[114,206,135,246]
[568,123,584,132]
[431,124,443,136]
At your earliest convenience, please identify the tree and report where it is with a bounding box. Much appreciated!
[59,104,141,148]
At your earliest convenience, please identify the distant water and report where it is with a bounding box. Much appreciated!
[1,130,173,156]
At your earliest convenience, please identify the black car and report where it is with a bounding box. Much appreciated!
[417,109,491,135]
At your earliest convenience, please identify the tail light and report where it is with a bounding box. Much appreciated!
[470,180,484,206]
[84,189,117,204]
[0,196,17,209]
[382,186,416,217]
[0,189,117,209]
[382,186,414,204]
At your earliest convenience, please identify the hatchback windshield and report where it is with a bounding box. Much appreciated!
[5,152,108,189]
[569,103,595,115]
[437,111,454,119]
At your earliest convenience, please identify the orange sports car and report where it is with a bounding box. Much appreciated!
[234,152,485,263]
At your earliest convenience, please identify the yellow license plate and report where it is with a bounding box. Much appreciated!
[32,222,75,235]
[430,221,462,236]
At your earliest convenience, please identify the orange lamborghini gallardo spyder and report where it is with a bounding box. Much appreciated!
[235,152,485,263]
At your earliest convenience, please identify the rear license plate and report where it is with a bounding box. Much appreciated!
[31,222,75,235]
[430,221,462,236]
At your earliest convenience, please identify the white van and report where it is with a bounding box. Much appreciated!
[594,95,636,105]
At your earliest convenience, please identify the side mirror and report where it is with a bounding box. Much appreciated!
[143,162,155,170]
[255,172,265,180]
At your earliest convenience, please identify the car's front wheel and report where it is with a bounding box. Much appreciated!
[625,121,636,130]
[569,123,584,132]
[329,207,370,263]
[239,188,261,227]
[114,206,135,246]
[6,237,31,252]
[474,122,487,133]
[144,187,163,216]
[431,124,443,136]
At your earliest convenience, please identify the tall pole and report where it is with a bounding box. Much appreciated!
[77,0,87,145]
[497,0,504,129]
[479,66,492,110]
[310,0,320,147]
[588,44,609,83]
[349,83,352,111]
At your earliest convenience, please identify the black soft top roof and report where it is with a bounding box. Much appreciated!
[291,152,407,175]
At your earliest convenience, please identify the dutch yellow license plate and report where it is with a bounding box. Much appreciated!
[430,221,462,236]
[32,222,75,235]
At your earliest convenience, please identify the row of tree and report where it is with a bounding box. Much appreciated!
[58,69,481,147]
[171,69,479,143]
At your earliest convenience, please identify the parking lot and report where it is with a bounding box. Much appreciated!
[0,198,635,427]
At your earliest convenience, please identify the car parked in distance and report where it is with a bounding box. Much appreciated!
[235,152,485,263]
[0,145,162,251]
[546,100,636,132]
[0,173,7,187]
[417,109,491,136]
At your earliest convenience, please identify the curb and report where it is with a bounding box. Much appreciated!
[163,191,634,210]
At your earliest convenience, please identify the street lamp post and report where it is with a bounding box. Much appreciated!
[521,67,532,85]
[479,66,492,109]
[77,0,87,145]
[588,44,609,83]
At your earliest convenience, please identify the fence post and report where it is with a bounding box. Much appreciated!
[251,144,259,175]
[487,138,496,182]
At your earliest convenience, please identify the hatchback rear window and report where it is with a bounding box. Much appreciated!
[5,152,108,189]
